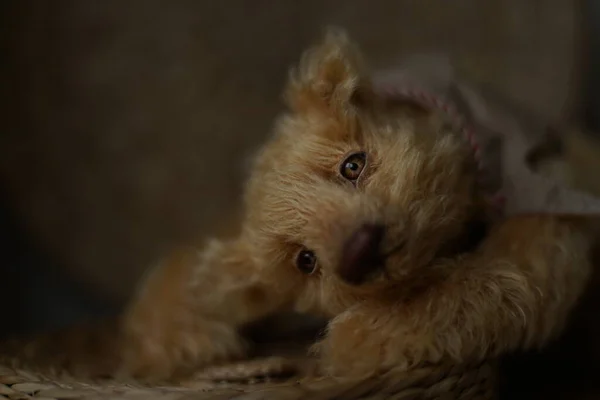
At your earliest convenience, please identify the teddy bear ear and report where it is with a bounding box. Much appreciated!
[283,28,374,120]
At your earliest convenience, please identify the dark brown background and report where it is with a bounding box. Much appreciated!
[0,0,588,333]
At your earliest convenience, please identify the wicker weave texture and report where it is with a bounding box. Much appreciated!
[0,361,496,400]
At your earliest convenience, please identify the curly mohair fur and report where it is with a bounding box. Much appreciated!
[117,30,594,381]
[4,29,594,383]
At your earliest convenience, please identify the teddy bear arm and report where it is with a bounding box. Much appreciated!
[119,238,292,380]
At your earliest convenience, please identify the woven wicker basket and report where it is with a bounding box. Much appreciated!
[0,359,497,400]
[0,316,498,399]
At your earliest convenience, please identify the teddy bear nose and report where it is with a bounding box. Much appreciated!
[338,223,385,285]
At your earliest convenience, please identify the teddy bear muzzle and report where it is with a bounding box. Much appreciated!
[337,223,386,285]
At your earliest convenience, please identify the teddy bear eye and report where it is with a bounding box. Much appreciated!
[340,152,367,182]
[296,249,317,274]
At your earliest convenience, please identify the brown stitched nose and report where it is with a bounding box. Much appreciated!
[338,223,385,285]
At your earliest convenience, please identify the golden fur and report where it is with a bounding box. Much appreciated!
[120,30,594,380]
[3,30,594,383]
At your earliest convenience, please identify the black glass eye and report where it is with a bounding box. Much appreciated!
[340,152,367,181]
[296,249,317,274]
